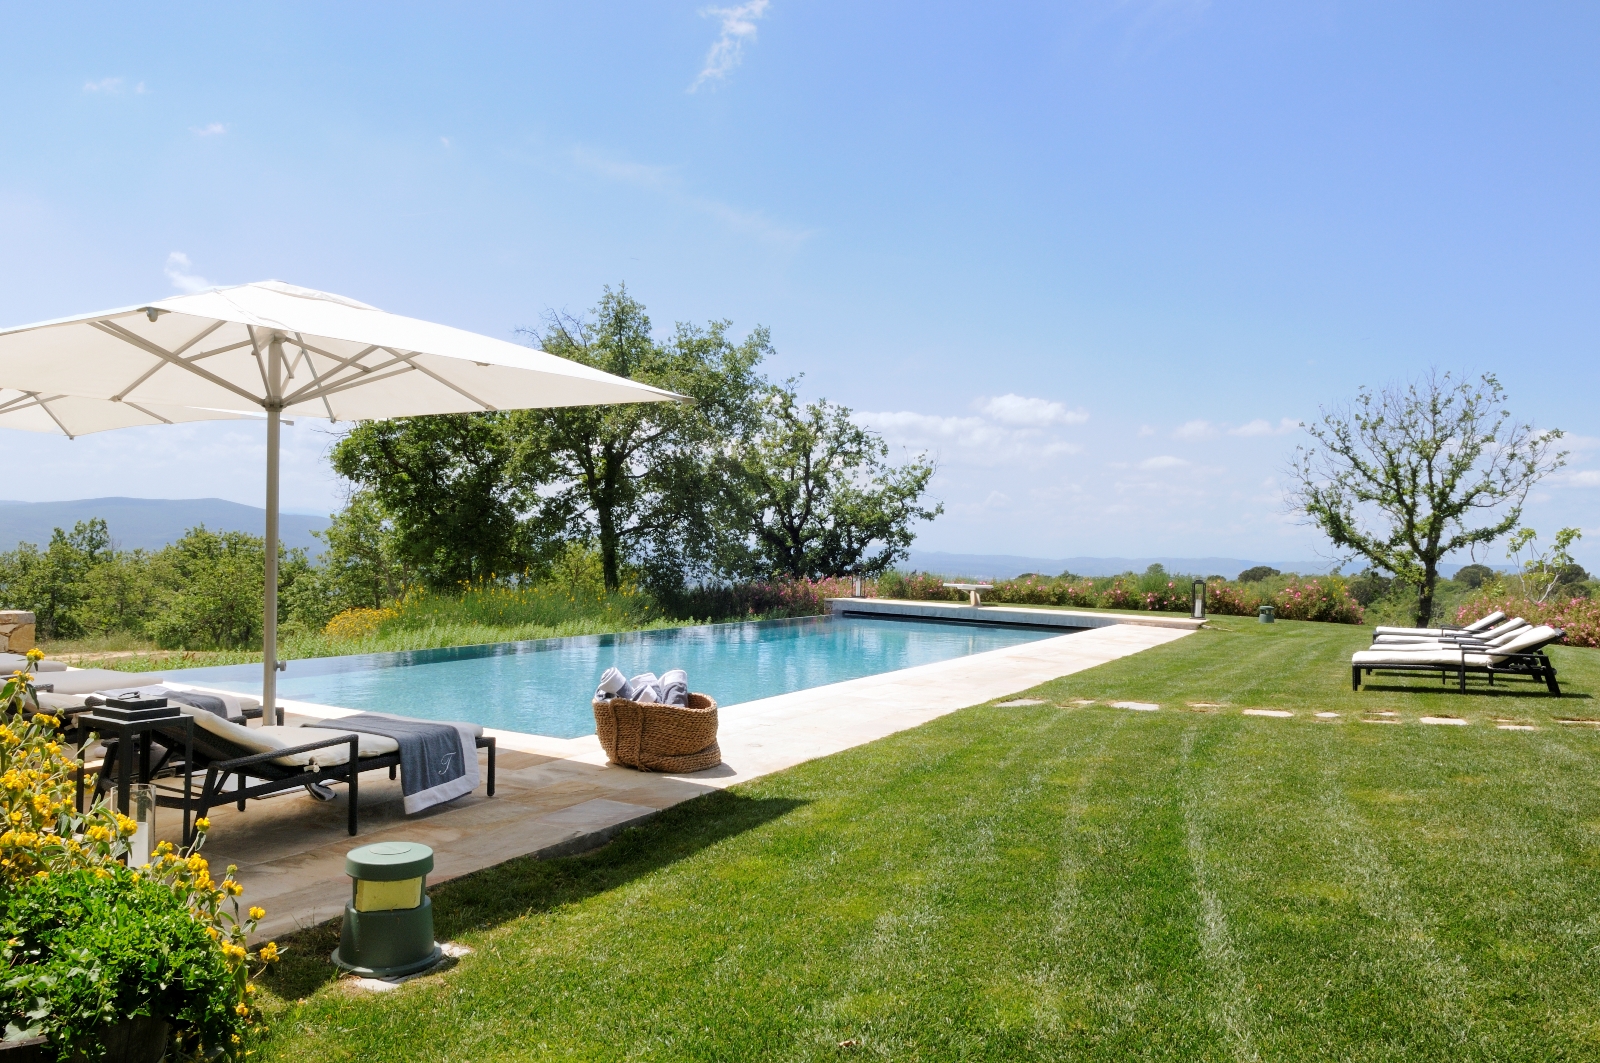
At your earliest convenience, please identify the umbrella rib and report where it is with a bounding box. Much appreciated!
[33,395,76,439]
[0,391,46,414]
[92,321,265,408]
[171,319,227,357]
[121,401,175,425]
[247,327,274,398]
[382,348,498,411]
[279,351,408,407]
[110,328,242,400]
[184,339,256,363]
[288,364,420,406]
[277,346,388,405]
[293,334,339,421]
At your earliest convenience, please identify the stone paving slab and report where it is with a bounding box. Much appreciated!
[152,622,1192,941]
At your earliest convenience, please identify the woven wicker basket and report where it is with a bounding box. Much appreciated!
[592,692,721,773]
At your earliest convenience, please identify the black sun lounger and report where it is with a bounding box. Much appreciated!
[1351,625,1565,695]
[95,707,495,840]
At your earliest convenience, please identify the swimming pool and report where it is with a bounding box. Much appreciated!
[161,615,1064,739]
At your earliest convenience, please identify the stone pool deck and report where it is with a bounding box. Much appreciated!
[155,622,1193,943]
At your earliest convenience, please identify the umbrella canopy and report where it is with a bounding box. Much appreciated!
[0,281,680,418]
[0,281,684,710]
[0,388,257,437]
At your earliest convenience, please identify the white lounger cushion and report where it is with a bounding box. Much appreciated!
[40,668,165,696]
[1371,610,1506,638]
[1354,625,1559,668]
[181,708,399,768]
[1373,618,1528,647]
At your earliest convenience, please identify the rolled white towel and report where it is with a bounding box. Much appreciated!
[659,669,689,706]
[595,666,631,701]
[628,673,661,704]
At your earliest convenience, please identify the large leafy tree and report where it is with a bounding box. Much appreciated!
[511,285,770,592]
[729,385,941,580]
[330,413,558,588]
[1291,371,1564,627]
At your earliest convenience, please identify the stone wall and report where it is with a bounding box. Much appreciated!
[0,611,36,653]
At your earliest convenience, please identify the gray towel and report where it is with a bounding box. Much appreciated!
[659,669,689,707]
[88,684,239,721]
[320,712,478,814]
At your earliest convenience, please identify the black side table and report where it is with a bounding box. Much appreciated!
[74,712,196,846]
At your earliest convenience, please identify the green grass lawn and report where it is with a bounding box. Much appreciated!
[257,617,1600,1061]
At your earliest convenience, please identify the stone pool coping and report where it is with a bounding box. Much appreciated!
[164,622,1194,943]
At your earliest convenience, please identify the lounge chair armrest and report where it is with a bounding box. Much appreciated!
[212,733,359,772]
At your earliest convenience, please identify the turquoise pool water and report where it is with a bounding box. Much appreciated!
[160,615,1062,739]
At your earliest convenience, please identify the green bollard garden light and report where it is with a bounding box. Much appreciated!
[332,841,441,978]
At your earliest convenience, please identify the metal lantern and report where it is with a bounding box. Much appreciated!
[333,841,441,978]
[1191,579,1206,620]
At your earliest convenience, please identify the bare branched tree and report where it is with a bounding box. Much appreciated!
[1291,371,1565,627]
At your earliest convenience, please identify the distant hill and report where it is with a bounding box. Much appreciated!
[0,498,330,554]
[903,550,1485,581]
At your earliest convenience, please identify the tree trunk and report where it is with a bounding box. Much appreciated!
[1414,564,1438,628]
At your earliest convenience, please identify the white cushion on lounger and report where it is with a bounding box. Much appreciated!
[1372,610,1505,638]
[42,669,164,696]
[316,710,485,740]
[180,709,399,768]
[1373,618,1528,648]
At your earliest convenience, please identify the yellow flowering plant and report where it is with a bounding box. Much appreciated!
[0,663,280,1060]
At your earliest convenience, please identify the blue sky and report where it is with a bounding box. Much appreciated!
[0,1,1595,566]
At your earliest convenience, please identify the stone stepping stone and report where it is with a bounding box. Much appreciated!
[1419,716,1468,726]
[1189,702,1225,708]
[1069,699,1095,706]
[1360,715,1401,724]
[1112,701,1160,712]
[1555,718,1600,727]
[1242,709,1293,718]
[1314,712,1341,719]
[1497,723,1538,731]
[996,698,1046,707]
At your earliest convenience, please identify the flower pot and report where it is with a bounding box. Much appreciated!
[0,1036,51,1062]
[73,1017,171,1063]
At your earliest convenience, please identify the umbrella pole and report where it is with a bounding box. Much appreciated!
[263,404,280,718]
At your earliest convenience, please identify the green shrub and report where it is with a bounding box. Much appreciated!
[0,672,277,1059]
[3,866,237,1058]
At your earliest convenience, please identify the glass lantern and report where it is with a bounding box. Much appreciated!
[1191,578,1206,620]
[129,783,156,866]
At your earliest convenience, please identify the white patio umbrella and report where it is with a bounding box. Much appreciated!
[0,280,683,710]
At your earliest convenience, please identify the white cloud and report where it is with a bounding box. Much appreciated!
[1138,424,1156,437]
[82,77,123,94]
[691,0,769,91]
[1173,419,1215,441]
[440,136,451,149]
[977,394,1088,427]
[164,252,211,293]
[858,393,1087,467]
[1228,417,1298,437]
[1566,470,1600,487]
[1139,455,1189,470]
[190,123,227,137]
